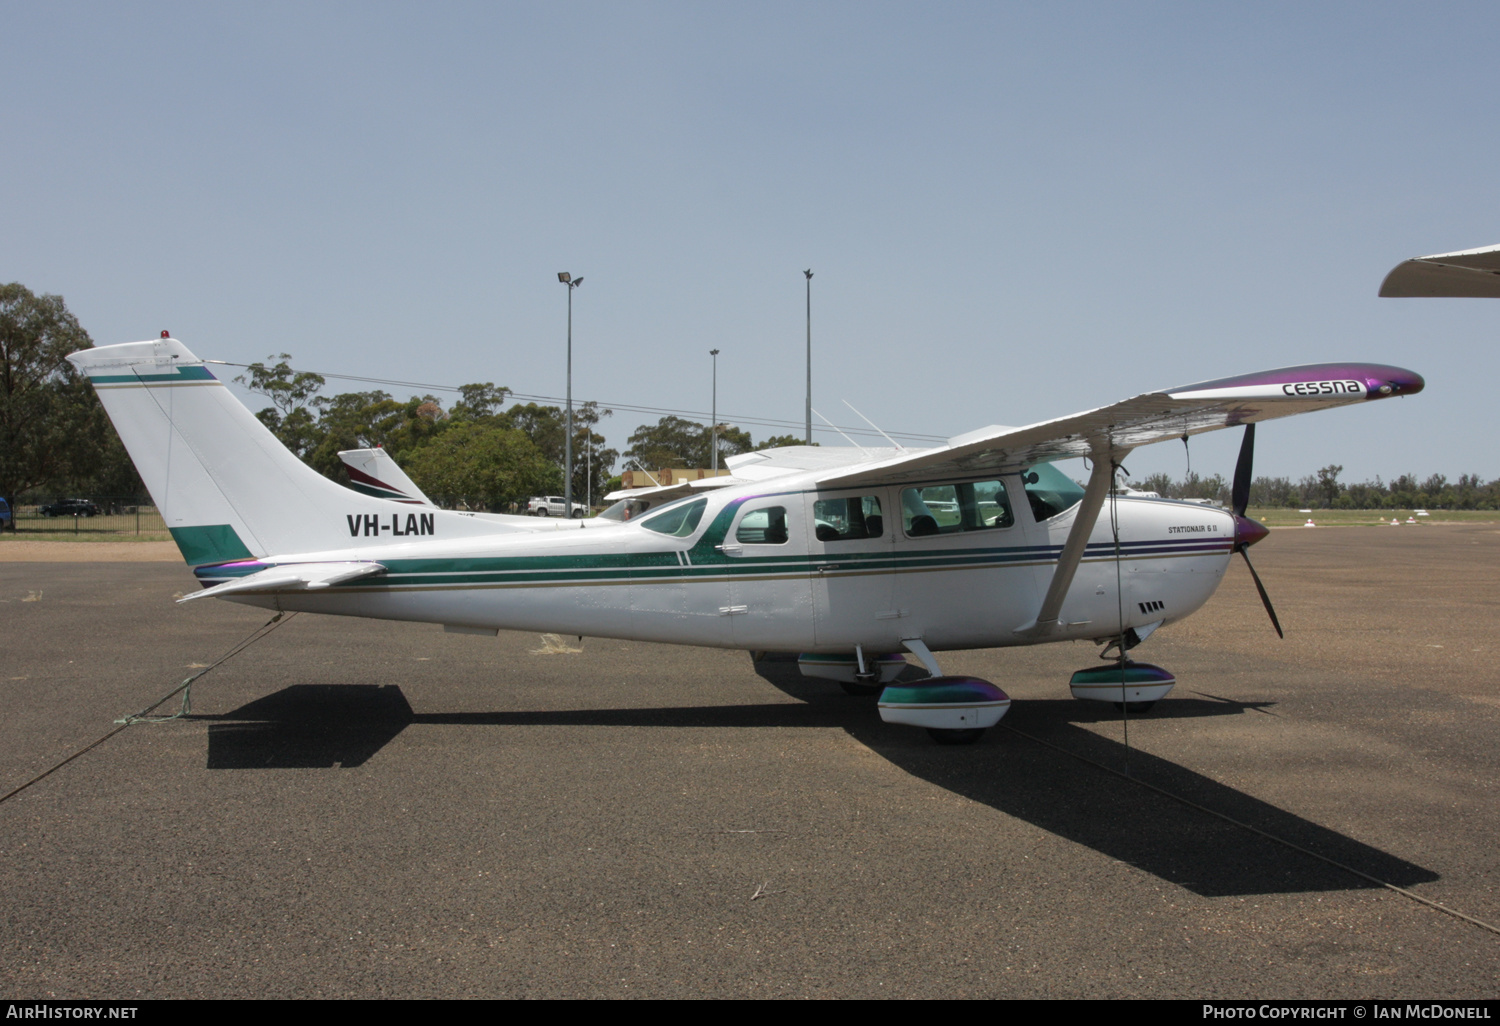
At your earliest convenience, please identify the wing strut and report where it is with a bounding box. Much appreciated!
[1014,445,1131,638]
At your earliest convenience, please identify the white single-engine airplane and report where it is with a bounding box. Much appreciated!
[70,339,1423,743]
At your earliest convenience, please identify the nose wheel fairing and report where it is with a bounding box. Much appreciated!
[1068,660,1177,707]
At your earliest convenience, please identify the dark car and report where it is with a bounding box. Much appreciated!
[39,498,103,517]
[0,498,10,531]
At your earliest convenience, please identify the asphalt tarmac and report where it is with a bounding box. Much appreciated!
[2,524,1498,999]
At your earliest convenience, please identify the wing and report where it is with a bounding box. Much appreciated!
[816,362,1423,489]
[1380,243,1500,298]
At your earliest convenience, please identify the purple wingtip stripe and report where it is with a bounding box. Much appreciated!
[1171,363,1424,397]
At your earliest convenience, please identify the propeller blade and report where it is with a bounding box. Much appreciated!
[1238,546,1284,639]
[1232,423,1255,517]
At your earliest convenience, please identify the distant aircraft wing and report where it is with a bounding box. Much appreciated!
[816,363,1423,489]
[1380,244,1500,298]
[338,448,436,505]
[180,561,387,602]
[603,482,704,504]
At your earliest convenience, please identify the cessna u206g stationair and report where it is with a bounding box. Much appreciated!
[70,338,1423,743]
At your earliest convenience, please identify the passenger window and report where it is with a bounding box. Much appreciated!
[735,506,789,545]
[901,480,1014,536]
[812,495,883,542]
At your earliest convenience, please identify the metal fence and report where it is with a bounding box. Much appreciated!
[8,499,167,536]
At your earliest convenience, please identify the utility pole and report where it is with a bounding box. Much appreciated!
[804,269,813,444]
[710,348,720,472]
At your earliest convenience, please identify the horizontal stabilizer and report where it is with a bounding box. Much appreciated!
[179,561,387,603]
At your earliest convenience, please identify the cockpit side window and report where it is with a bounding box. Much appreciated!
[735,506,789,545]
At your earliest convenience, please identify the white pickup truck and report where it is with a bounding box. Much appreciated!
[526,495,589,518]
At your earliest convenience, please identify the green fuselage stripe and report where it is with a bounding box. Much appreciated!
[196,538,1224,591]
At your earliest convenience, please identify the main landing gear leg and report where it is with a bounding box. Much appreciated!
[839,644,883,696]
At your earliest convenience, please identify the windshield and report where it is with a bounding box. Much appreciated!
[1022,461,1086,521]
[597,498,654,522]
[639,496,708,537]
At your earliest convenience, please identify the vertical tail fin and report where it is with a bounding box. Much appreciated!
[69,338,504,564]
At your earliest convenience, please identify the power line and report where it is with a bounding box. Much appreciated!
[206,360,948,445]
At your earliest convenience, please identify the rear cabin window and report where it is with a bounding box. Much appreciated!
[901,480,1014,537]
[640,497,707,537]
[812,495,883,542]
[735,506,789,545]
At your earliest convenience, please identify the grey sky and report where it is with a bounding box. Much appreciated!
[4,1,1495,483]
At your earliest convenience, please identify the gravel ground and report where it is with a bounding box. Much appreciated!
[1,524,1496,998]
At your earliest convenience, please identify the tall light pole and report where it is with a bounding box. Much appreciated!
[804,269,813,444]
[709,348,720,472]
[558,272,583,514]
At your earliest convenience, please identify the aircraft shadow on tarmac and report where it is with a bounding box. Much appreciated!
[201,665,1437,899]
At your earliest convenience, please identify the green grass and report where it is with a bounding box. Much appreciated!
[6,506,167,539]
[0,530,174,543]
[1247,507,1498,527]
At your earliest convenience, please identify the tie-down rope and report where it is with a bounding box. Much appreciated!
[0,611,298,807]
